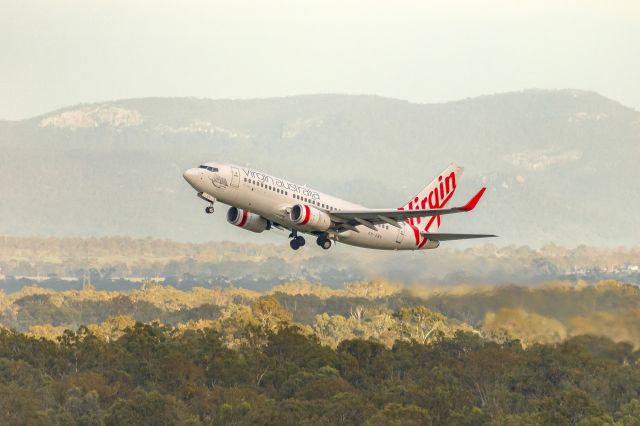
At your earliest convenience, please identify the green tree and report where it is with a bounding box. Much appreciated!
[252,297,292,331]
[104,389,199,426]
[366,403,432,426]
[535,389,605,425]
[63,387,103,426]
[394,307,446,344]
[617,399,640,426]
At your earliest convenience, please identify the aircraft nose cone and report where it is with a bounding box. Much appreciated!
[183,168,199,187]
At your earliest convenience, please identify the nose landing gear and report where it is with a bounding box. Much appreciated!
[197,193,217,214]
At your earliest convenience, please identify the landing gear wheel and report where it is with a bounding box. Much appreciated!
[317,236,332,250]
[290,239,300,250]
[205,206,214,214]
[295,236,306,247]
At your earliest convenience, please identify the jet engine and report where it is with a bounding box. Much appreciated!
[289,204,331,231]
[226,207,270,233]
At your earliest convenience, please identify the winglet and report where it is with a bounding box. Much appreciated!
[459,187,486,212]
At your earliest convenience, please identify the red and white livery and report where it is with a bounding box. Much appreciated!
[183,163,495,251]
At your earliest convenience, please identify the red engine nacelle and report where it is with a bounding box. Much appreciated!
[226,207,270,233]
[289,204,332,231]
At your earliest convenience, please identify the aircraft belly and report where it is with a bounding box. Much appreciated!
[339,227,403,250]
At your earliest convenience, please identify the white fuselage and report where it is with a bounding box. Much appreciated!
[183,162,427,250]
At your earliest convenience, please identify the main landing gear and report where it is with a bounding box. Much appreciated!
[289,233,306,250]
[288,231,332,251]
[316,236,332,250]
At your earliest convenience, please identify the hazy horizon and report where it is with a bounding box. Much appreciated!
[2,0,639,120]
[4,88,639,122]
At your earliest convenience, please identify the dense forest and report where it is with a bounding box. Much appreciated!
[2,279,640,424]
[4,280,640,348]
[2,314,640,424]
[2,235,640,424]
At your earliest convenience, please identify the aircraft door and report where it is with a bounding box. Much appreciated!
[230,167,240,188]
[395,224,405,244]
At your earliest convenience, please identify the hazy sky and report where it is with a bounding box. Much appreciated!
[1,0,639,120]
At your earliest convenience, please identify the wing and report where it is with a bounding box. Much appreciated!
[329,187,487,230]
[420,232,497,241]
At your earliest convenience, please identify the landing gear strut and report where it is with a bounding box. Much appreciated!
[316,236,332,250]
[289,232,306,250]
[198,193,216,214]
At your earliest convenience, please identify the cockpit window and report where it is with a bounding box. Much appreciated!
[198,165,219,172]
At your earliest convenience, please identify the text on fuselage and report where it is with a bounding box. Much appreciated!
[242,168,320,200]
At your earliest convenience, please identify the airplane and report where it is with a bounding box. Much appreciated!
[183,163,496,251]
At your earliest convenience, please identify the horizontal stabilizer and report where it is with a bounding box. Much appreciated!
[331,187,488,224]
[420,232,497,241]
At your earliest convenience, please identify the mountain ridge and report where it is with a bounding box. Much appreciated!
[1,89,638,247]
[8,88,636,123]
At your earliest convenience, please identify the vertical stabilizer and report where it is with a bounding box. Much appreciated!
[399,164,463,245]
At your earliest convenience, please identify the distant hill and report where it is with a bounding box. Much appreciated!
[1,90,638,246]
